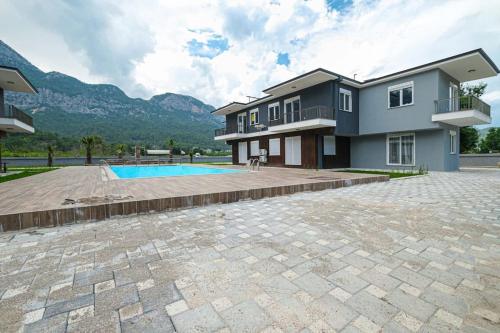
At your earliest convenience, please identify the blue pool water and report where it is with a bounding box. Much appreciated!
[110,165,243,179]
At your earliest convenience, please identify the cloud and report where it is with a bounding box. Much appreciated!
[1,0,499,126]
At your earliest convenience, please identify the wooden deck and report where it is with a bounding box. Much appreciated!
[0,165,388,231]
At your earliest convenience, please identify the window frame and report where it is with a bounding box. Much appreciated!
[249,108,259,126]
[386,132,416,166]
[269,138,280,156]
[339,88,352,112]
[449,130,457,154]
[387,81,414,109]
[268,102,280,121]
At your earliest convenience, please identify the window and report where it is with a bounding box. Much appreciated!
[388,81,413,108]
[269,138,280,156]
[284,96,300,123]
[339,88,352,112]
[250,109,259,126]
[250,140,259,156]
[450,130,456,154]
[268,102,280,121]
[387,133,415,165]
[324,136,336,155]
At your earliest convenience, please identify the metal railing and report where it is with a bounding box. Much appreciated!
[1,104,34,127]
[214,124,249,137]
[269,105,334,127]
[434,96,490,118]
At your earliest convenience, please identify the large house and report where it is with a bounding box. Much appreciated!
[0,65,36,137]
[213,49,498,171]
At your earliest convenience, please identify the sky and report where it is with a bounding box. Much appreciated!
[0,0,499,126]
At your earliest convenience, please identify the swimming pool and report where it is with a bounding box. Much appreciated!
[110,165,243,179]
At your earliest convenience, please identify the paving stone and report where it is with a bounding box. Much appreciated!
[74,269,113,288]
[420,287,468,317]
[309,294,358,330]
[434,309,463,328]
[66,310,121,333]
[165,299,189,316]
[121,309,175,333]
[44,294,94,318]
[68,305,94,324]
[220,299,272,333]
[94,279,115,293]
[23,308,45,324]
[95,284,139,312]
[386,289,436,322]
[114,266,152,287]
[172,303,225,332]
[138,282,182,312]
[392,311,423,332]
[390,267,432,289]
[347,291,399,326]
[292,272,335,298]
[24,313,67,333]
[119,302,143,321]
[352,315,381,333]
[328,268,369,293]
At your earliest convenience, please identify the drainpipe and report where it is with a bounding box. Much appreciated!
[0,88,4,115]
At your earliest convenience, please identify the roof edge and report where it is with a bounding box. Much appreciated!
[0,65,39,94]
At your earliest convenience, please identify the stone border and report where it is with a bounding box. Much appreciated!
[0,175,388,232]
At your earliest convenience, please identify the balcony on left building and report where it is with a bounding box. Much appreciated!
[0,65,37,135]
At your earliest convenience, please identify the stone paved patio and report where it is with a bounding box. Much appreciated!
[1,169,499,332]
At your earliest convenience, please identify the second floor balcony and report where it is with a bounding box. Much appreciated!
[268,105,336,133]
[432,95,491,127]
[0,104,35,134]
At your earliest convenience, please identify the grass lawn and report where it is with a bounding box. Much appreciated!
[0,167,59,184]
[340,169,425,179]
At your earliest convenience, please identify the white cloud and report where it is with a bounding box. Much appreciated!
[1,0,499,125]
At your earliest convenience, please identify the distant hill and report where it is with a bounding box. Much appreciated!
[479,127,498,138]
[0,40,225,149]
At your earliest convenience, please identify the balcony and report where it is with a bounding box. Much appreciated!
[268,105,336,133]
[214,124,250,141]
[432,96,491,127]
[0,104,34,134]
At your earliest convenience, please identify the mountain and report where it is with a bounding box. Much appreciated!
[0,40,225,149]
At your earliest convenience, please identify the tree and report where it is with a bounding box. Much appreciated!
[167,138,175,159]
[479,128,500,153]
[81,135,103,165]
[459,82,487,153]
[460,127,479,153]
[189,150,194,163]
[460,82,487,98]
[116,144,126,159]
[47,145,54,167]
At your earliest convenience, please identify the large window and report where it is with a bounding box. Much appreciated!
[250,109,259,126]
[269,138,280,156]
[450,130,456,154]
[268,102,280,121]
[387,133,415,165]
[339,88,352,112]
[388,81,413,108]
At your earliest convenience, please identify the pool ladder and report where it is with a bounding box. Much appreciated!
[248,158,260,171]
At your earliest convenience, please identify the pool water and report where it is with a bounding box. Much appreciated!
[110,165,243,179]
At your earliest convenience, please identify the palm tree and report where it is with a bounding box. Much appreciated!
[81,135,103,165]
[47,145,54,167]
[167,138,175,159]
[116,144,126,159]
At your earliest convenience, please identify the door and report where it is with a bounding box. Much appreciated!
[238,142,247,164]
[284,97,300,123]
[237,113,247,133]
[449,83,459,112]
[285,136,301,166]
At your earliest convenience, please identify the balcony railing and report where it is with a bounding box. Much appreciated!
[1,104,34,127]
[434,96,490,118]
[214,124,249,137]
[269,105,334,127]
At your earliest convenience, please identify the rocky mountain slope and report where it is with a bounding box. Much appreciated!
[0,40,224,149]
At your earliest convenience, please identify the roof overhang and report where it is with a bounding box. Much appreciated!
[363,49,499,87]
[212,102,247,116]
[0,66,38,94]
[263,69,339,96]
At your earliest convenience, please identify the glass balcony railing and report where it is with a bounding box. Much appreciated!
[1,104,34,127]
[268,105,335,127]
[214,124,248,137]
[434,96,490,118]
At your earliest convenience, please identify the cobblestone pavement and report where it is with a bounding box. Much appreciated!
[1,169,499,332]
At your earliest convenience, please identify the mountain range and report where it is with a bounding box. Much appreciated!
[0,40,225,150]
